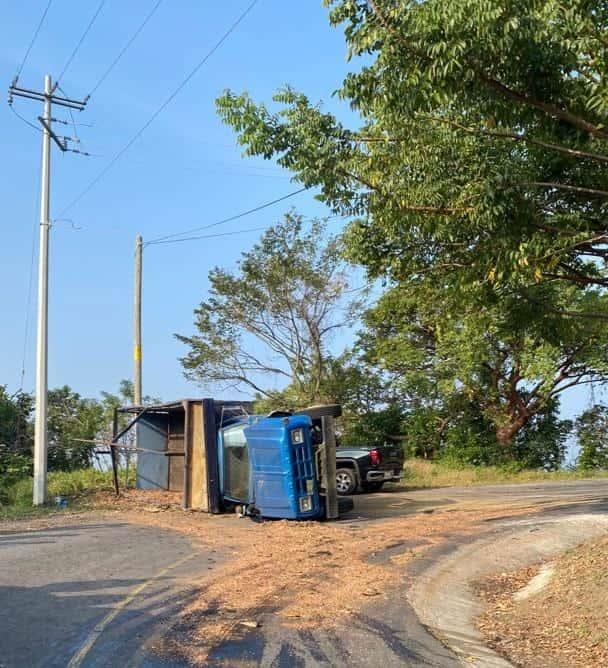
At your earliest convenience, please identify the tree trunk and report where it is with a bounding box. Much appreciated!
[496,413,531,445]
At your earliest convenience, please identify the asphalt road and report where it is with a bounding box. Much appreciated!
[1,478,607,668]
[349,477,608,520]
[206,478,608,667]
[0,521,215,668]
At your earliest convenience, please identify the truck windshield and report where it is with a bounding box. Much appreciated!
[222,423,250,502]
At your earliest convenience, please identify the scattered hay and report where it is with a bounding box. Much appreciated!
[132,502,534,665]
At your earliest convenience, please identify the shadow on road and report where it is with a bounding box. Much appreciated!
[0,522,130,541]
[0,574,201,667]
[0,522,206,668]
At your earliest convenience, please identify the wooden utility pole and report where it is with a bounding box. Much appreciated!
[134,234,143,406]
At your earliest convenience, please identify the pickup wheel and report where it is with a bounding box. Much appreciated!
[336,468,357,495]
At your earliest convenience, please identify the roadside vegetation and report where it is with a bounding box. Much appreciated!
[3,1,608,521]
[402,459,608,489]
[0,469,116,520]
[477,535,608,667]
[0,381,146,519]
[178,0,608,482]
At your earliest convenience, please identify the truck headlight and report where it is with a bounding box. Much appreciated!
[291,428,304,444]
[299,495,313,512]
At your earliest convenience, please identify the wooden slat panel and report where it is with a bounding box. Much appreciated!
[168,453,184,491]
[185,402,208,510]
[167,410,185,452]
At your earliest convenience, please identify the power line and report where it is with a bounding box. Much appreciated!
[147,225,269,247]
[145,187,308,245]
[57,85,79,142]
[87,0,164,99]
[57,0,260,218]
[8,102,41,133]
[148,216,345,247]
[54,0,107,89]
[19,169,43,392]
[13,0,53,83]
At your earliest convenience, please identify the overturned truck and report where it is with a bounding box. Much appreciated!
[113,400,348,520]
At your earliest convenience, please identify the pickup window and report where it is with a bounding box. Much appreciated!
[222,423,250,502]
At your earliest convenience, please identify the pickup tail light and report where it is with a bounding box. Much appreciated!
[370,449,381,466]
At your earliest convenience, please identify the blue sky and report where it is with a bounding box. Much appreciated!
[1,1,357,402]
[0,1,598,435]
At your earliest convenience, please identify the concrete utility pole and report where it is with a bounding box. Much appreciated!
[134,234,143,406]
[33,74,52,506]
[8,75,88,505]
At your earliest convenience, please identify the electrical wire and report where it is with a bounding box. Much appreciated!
[54,0,107,89]
[145,186,307,245]
[19,171,43,392]
[57,84,91,155]
[87,0,164,98]
[14,0,53,82]
[146,213,347,247]
[57,0,260,218]
[9,102,41,133]
[147,225,268,247]
[57,85,79,143]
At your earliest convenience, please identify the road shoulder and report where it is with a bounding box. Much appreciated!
[408,504,608,667]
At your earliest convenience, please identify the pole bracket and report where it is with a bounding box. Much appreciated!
[38,116,67,151]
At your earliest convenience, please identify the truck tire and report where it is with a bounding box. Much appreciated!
[336,468,357,495]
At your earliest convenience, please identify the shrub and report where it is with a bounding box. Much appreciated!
[576,405,608,470]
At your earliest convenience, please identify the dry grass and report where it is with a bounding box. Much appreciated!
[402,458,608,489]
[476,535,608,667]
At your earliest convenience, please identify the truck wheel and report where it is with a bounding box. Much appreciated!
[362,481,384,493]
[336,468,357,495]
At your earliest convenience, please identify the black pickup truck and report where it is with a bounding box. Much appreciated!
[286,404,404,496]
[335,444,404,495]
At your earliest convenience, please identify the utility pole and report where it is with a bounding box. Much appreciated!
[134,234,143,406]
[8,75,87,505]
[33,74,52,506]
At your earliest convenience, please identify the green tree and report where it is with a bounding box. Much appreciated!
[215,1,608,444]
[340,404,405,446]
[401,406,445,460]
[440,403,501,466]
[359,283,607,445]
[218,0,608,300]
[575,404,608,469]
[0,387,33,499]
[47,386,105,471]
[514,399,572,470]
[0,387,33,451]
[100,379,159,438]
[177,214,358,405]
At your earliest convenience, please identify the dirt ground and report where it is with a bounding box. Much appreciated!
[63,488,542,665]
[6,486,606,666]
[476,535,608,668]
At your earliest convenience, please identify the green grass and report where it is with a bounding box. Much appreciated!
[402,458,608,489]
[0,468,118,521]
[3,460,606,521]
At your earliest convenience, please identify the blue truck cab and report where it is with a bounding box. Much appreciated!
[218,414,324,520]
